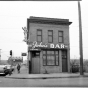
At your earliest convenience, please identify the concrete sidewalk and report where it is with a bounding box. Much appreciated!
[5,65,88,79]
[5,73,82,79]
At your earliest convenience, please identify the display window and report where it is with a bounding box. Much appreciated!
[43,50,59,66]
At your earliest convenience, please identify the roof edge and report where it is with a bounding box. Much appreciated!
[28,16,72,25]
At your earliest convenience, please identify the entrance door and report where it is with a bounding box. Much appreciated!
[62,50,68,72]
[31,51,40,74]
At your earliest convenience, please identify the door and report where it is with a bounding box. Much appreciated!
[31,51,40,74]
[62,50,68,72]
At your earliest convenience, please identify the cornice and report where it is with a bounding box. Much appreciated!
[28,16,72,25]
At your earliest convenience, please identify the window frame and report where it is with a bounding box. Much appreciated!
[37,29,42,42]
[48,30,53,43]
[43,50,59,66]
[58,31,64,43]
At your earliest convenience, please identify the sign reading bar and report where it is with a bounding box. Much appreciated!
[28,41,68,50]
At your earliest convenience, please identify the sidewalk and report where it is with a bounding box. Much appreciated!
[5,65,88,79]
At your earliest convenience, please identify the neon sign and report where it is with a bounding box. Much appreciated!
[29,41,68,49]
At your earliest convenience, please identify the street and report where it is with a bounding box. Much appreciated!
[0,76,88,87]
[0,65,88,87]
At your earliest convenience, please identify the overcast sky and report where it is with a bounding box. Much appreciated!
[0,0,87,60]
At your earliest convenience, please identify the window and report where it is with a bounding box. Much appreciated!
[48,30,53,43]
[47,51,55,65]
[62,50,67,59]
[37,29,42,42]
[58,31,63,43]
[43,50,59,66]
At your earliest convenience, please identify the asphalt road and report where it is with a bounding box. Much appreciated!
[0,76,88,87]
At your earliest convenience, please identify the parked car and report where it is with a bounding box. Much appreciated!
[0,65,8,76]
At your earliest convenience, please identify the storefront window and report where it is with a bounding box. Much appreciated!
[43,51,46,54]
[43,50,59,66]
[47,56,55,65]
[55,51,58,55]
[47,51,51,54]
[51,51,54,54]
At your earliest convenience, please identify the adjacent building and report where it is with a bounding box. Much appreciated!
[8,57,23,66]
[27,16,72,74]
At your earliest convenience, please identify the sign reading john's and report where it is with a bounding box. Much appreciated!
[28,41,68,50]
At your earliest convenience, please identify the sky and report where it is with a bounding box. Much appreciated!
[0,0,87,60]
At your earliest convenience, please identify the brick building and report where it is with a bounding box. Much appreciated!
[27,16,72,74]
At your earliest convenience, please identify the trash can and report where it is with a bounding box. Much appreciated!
[71,65,79,73]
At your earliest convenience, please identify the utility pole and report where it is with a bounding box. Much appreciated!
[78,1,84,75]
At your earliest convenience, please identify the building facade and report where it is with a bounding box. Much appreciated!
[27,16,72,74]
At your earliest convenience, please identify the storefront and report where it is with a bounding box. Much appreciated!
[28,41,70,74]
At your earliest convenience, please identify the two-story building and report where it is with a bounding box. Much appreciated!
[27,16,72,74]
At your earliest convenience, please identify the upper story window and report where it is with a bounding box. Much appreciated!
[48,30,53,43]
[58,31,63,43]
[37,29,42,42]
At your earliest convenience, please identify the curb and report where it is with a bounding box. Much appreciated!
[5,76,80,79]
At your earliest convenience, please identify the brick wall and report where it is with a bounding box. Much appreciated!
[28,23,69,45]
